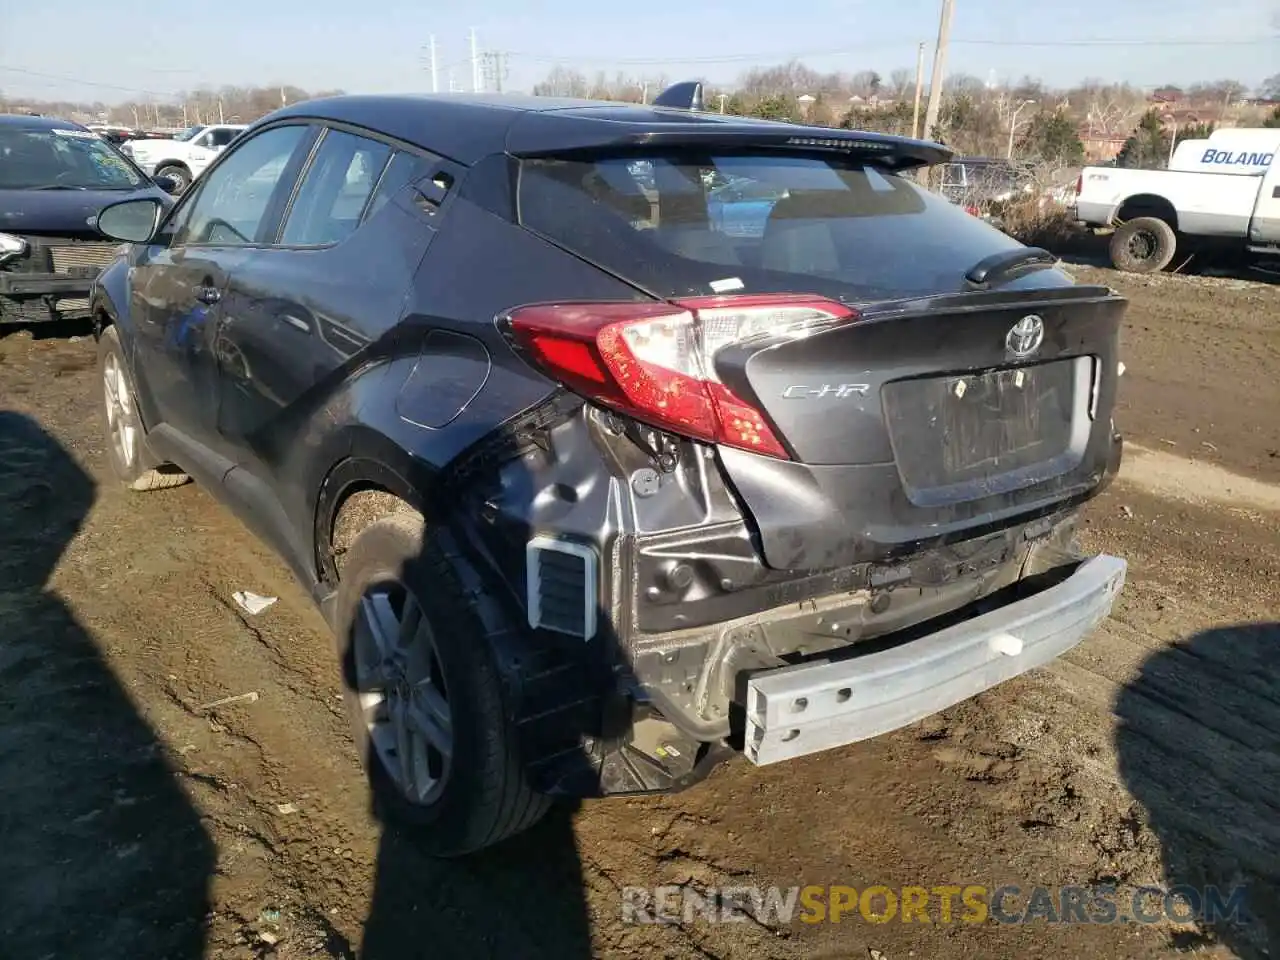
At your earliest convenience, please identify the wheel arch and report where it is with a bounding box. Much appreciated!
[1114,194,1179,231]
[315,455,427,590]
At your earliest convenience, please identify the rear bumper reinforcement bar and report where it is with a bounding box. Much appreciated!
[744,554,1126,765]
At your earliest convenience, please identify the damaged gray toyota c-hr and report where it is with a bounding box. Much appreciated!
[88,81,1127,856]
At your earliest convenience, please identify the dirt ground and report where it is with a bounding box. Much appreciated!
[1,264,1277,960]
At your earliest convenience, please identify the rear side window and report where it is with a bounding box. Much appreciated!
[518,152,1025,300]
[280,129,392,246]
[364,150,437,222]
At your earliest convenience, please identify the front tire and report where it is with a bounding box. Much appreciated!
[1109,216,1177,273]
[333,512,552,856]
[97,326,190,491]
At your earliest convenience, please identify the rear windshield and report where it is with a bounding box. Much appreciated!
[518,152,1028,301]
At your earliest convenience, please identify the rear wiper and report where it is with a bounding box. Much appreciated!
[964,247,1057,287]
[29,184,89,191]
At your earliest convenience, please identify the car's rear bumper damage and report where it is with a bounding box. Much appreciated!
[440,388,1128,799]
[743,553,1125,765]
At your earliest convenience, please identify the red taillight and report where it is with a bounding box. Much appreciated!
[1074,174,1083,196]
[505,294,856,460]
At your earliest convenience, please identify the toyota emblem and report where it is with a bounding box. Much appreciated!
[1006,315,1044,358]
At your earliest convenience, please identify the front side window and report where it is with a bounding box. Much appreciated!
[208,128,240,149]
[173,124,309,246]
[279,129,392,246]
[0,126,146,190]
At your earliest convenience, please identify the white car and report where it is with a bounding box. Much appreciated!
[121,124,247,191]
[1073,127,1280,273]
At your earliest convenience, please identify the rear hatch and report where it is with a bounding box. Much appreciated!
[511,145,1124,570]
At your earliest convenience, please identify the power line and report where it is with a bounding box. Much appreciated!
[503,34,1274,66]
[2,29,1272,100]
[0,65,171,97]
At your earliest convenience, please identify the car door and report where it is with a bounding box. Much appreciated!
[1249,154,1280,244]
[184,129,220,178]
[129,122,318,468]
[214,130,445,526]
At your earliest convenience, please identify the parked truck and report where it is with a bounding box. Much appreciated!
[1073,127,1280,273]
[119,123,247,192]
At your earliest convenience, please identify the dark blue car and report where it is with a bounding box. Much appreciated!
[86,87,1128,858]
[0,113,174,324]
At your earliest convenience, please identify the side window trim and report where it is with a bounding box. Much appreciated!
[273,127,332,244]
[154,121,316,247]
[250,124,324,246]
[176,122,321,249]
[354,148,397,225]
[272,129,442,249]
[273,126,393,248]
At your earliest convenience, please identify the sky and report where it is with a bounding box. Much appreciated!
[2,0,1277,104]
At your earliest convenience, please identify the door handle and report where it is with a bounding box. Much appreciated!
[194,285,221,305]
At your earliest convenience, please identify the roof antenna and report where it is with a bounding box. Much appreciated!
[653,81,704,112]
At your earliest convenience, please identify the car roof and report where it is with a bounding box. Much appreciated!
[0,113,89,132]
[265,93,951,168]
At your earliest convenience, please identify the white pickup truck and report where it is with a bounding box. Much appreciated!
[120,124,247,192]
[1073,128,1280,273]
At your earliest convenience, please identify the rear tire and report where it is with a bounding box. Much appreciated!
[1109,216,1177,273]
[97,326,190,492]
[155,163,191,192]
[333,512,552,857]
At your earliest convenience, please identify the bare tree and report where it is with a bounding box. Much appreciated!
[740,60,825,97]
[1071,80,1146,139]
[946,73,987,95]
[849,70,883,98]
[888,68,914,100]
[532,66,590,98]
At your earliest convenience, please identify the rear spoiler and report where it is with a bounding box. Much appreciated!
[507,81,952,171]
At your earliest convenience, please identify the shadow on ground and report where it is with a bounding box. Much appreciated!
[0,410,214,959]
[361,803,590,958]
[1049,232,1280,286]
[0,316,95,341]
[1116,622,1280,959]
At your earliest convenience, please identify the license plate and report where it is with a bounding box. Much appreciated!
[884,359,1081,494]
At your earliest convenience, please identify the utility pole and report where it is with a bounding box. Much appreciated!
[447,68,458,94]
[218,99,224,123]
[921,0,954,144]
[469,28,481,93]
[911,41,925,139]
[717,92,727,113]
[428,35,439,93]
[481,51,508,93]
